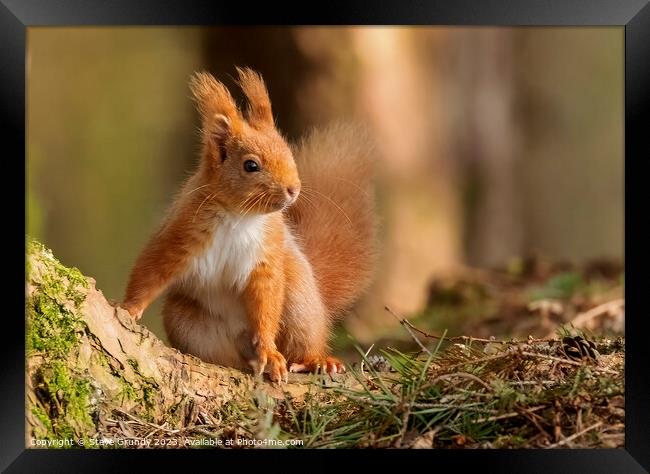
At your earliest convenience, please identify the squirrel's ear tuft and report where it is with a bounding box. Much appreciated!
[235,67,274,129]
[210,114,231,140]
[189,71,242,134]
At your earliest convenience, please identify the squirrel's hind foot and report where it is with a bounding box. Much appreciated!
[289,356,346,375]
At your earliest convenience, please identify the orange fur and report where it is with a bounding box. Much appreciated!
[122,68,378,381]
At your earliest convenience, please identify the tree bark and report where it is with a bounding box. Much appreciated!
[25,240,344,444]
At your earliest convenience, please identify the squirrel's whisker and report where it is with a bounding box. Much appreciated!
[301,187,353,226]
[241,192,265,217]
[239,189,259,213]
[262,193,273,213]
[296,192,316,212]
[247,191,266,213]
[193,192,217,223]
[184,183,212,198]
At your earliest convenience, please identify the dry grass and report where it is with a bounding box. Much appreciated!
[95,331,624,449]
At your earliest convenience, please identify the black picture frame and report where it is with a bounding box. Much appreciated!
[5,0,649,471]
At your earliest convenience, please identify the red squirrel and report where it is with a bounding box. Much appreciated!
[121,67,377,382]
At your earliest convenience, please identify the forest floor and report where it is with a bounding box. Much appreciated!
[102,256,625,449]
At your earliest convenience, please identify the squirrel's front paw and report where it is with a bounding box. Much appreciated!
[249,347,288,383]
[121,302,144,321]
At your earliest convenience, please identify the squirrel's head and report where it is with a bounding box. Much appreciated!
[189,67,301,214]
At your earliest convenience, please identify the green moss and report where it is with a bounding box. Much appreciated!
[123,357,159,411]
[35,360,95,441]
[27,293,81,357]
[26,238,88,291]
[27,239,97,444]
[48,361,93,427]
[118,376,138,402]
[142,383,156,408]
[114,363,155,411]
[96,351,110,369]
[31,405,54,439]
[26,238,88,358]
[115,364,157,417]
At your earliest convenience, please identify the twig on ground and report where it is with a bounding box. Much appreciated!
[424,372,494,392]
[474,405,546,424]
[545,422,603,449]
[519,351,617,374]
[360,343,375,377]
[517,406,553,442]
[114,408,181,435]
[385,306,431,356]
[384,306,556,346]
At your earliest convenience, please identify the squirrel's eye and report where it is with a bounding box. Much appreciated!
[243,160,260,173]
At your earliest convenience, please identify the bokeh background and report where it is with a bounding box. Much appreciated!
[27,27,624,351]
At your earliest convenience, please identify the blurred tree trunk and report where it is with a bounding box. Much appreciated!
[515,28,624,263]
[452,29,522,267]
[348,29,464,336]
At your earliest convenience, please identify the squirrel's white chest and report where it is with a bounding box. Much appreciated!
[168,213,268,367]
[179,213,268,302]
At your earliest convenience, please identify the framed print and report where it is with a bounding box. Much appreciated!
[4,0,650,471]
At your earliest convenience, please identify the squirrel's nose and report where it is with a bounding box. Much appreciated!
[286,186,299,199]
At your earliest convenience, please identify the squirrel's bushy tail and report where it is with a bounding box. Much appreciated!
[287,122,379,317]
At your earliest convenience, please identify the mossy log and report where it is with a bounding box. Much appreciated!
[25,240,351,445]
